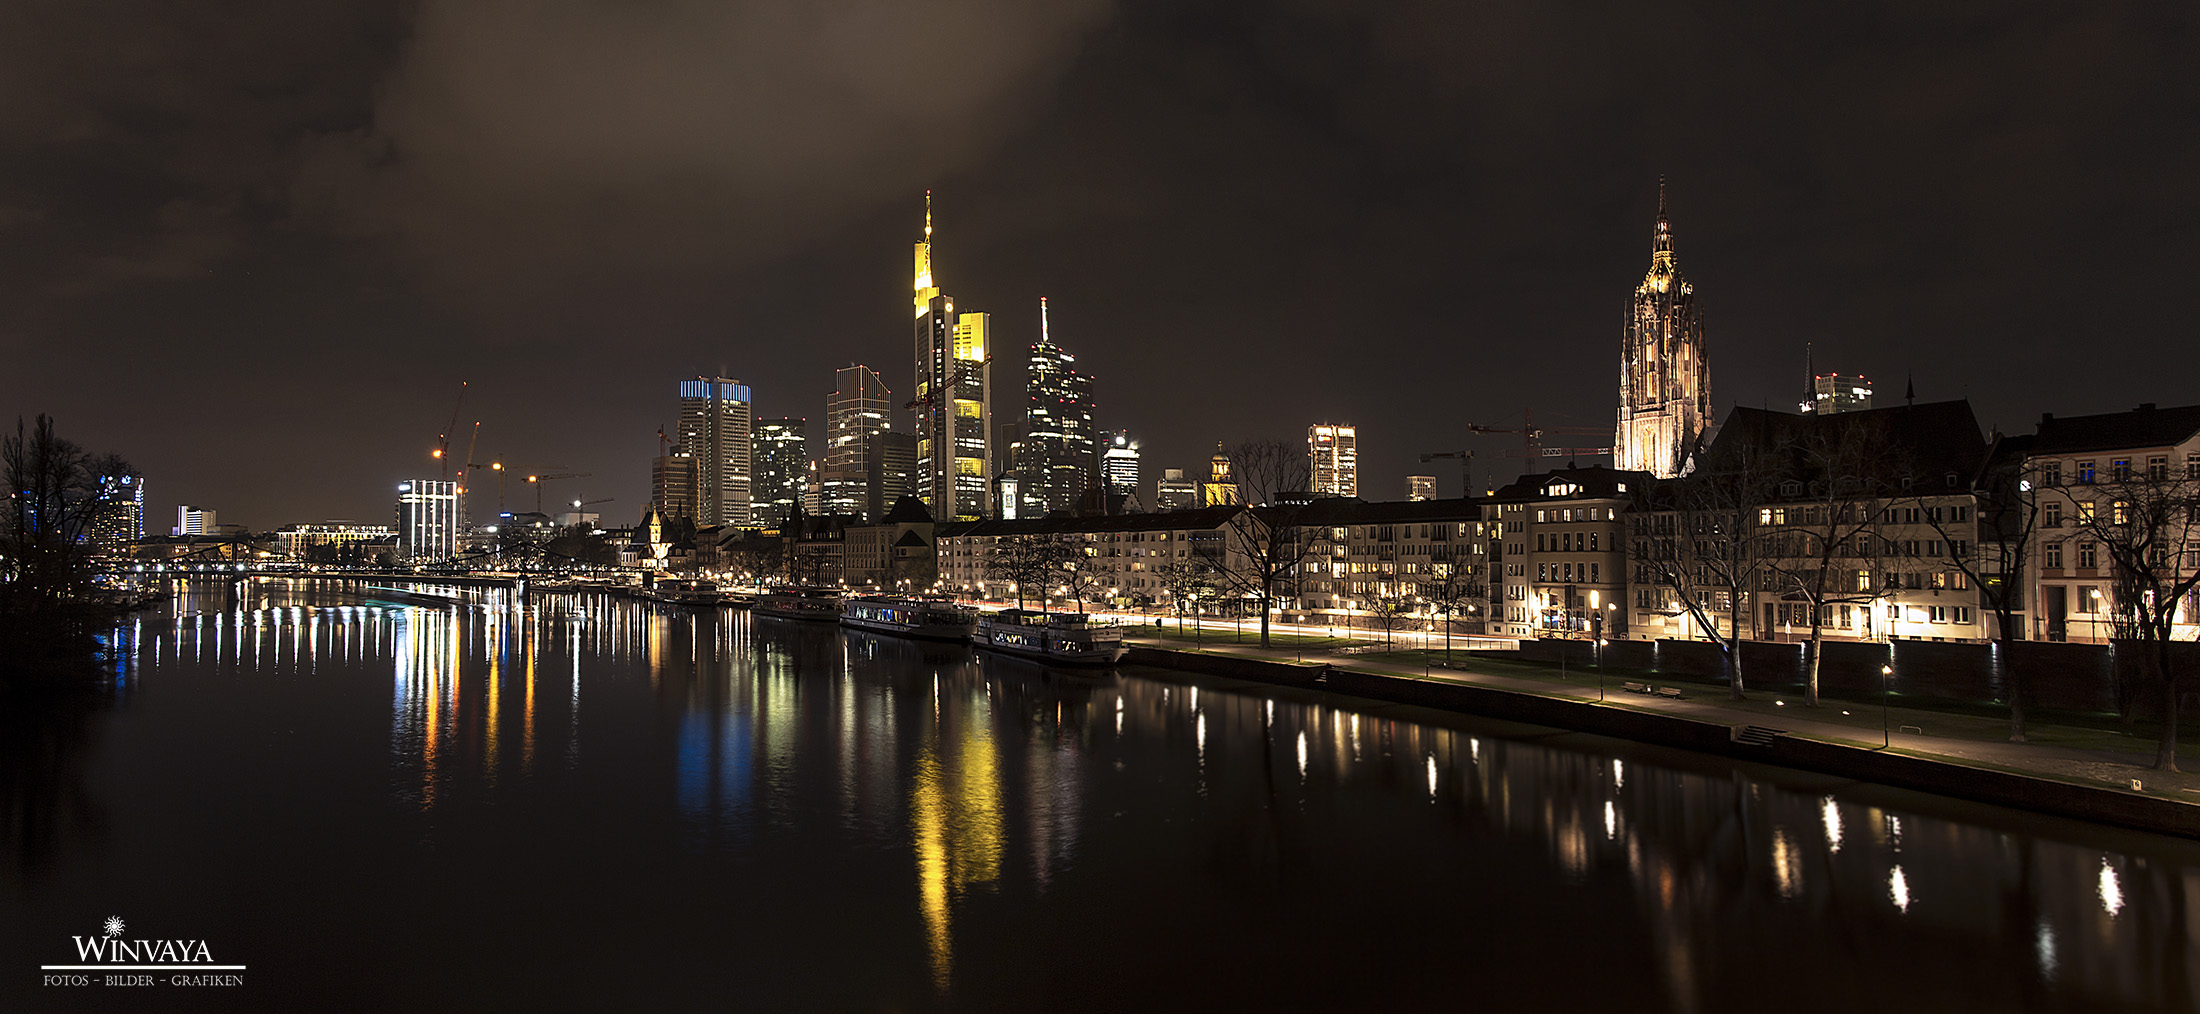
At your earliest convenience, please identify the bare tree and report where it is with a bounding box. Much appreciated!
[2,415,135,677]
[1422,539,1486,663]
[1894,440,2041,740]
[1053,534,1108,613]
[986,534,1069,610]
[1759,416,1900,707]
[2052,458,2200,770]
[1360,580,1418,651]
[1214,441,1325,648]
[1154,557,1220,634]
[1630,448,1777,700]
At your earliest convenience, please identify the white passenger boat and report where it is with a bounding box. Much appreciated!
[754,587,842,621]
[840,595,978,642]
[972,610,1126,666]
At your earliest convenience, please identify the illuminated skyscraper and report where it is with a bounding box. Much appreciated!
[1615,180,1712,479]
[751,418,808,530]
[825,365,892,519]
[911,193,992,521]
[89,473,145,547]
[1016,298,1096,517]
[394,481,457,561]
[1102,430,1140,496]
[1408,475,1436,501]
[1308,423,1357,497]
[679,377,753,526]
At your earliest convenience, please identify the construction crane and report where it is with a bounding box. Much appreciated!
[1466,410,1613,464]
[431,381,468,480]
[525,472,591,514]
[453,421,484,498]
[1418,451,1473,498]
[467,456,507,510]
[569,497,614,518]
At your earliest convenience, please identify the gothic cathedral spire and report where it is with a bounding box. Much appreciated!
[1615,179,1712,479]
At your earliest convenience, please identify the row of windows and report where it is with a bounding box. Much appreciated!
[2038,455,2200,486]
[1536,562,1601,583]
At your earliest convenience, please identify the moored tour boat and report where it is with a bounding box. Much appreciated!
[754,586,842,621]
[972,609,1126,666]
[840,595,978,642]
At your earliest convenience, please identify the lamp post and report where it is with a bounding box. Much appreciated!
[1881,663,1894,749]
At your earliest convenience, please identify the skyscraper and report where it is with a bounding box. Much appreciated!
[651,454,700,522]
[751,418,808,530]
[865,431,919,520]
[1308,423,1357,497]
[1615,180,1712,479]
[1017,298,1095,517]
[1408,475,1436,501]
[679,377,753,525]
[89,473,145,547]
[1102,430,1140,496]
[911,193,992,521]
[394,481,457,561]
[825,365,892,519]
[1154,469,1198,512]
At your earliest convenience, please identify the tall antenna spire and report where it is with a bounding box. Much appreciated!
[1651,175,1675,265]
[1803,341,1815,411]
[924,188,932,239]
[1039,296,1050,345]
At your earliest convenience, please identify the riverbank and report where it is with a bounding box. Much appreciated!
[1124,641,2200,839]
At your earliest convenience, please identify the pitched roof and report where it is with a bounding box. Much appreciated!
[938,504,1244,538]
[1295,496,1486,526]
[2030,404,2200,456]
[1487,465,1657,503]
[881,494,934,525]
[1699,400,1990,492]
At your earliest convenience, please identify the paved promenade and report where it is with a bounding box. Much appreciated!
[1121,629,2200,804]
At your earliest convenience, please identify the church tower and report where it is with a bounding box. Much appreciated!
[1615,180,1711,478]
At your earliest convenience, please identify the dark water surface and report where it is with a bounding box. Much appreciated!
[5,578,2197,1011]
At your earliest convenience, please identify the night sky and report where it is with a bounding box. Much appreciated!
[2,2,2194,529]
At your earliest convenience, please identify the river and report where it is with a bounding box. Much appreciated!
[4,577,2194,1011]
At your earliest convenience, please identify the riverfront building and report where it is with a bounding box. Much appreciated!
[1488,467,1642,639]
[2024,403,2200,644]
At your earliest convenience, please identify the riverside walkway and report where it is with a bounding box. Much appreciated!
[1119,625,2200,817]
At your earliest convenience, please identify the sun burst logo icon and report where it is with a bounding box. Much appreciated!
[102,916,125,939]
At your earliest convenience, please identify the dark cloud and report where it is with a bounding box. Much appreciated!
[0,0,2194,525]
[292,0,1113,327]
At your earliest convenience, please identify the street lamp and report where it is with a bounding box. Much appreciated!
[1881,663,1894,749]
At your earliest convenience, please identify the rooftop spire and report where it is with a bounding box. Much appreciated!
[1039,296,1050,345]
[924,188,932,240]
[1651,176,1675,266]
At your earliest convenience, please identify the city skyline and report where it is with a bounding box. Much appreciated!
[0,5,2193,529]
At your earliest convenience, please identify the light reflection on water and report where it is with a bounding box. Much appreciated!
[11,576,2199,1010]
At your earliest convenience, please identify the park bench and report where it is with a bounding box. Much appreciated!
[1653,686,1684,700]
[1622,681,1651,694]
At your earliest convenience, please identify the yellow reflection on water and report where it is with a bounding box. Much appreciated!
[908,686,1004,993]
